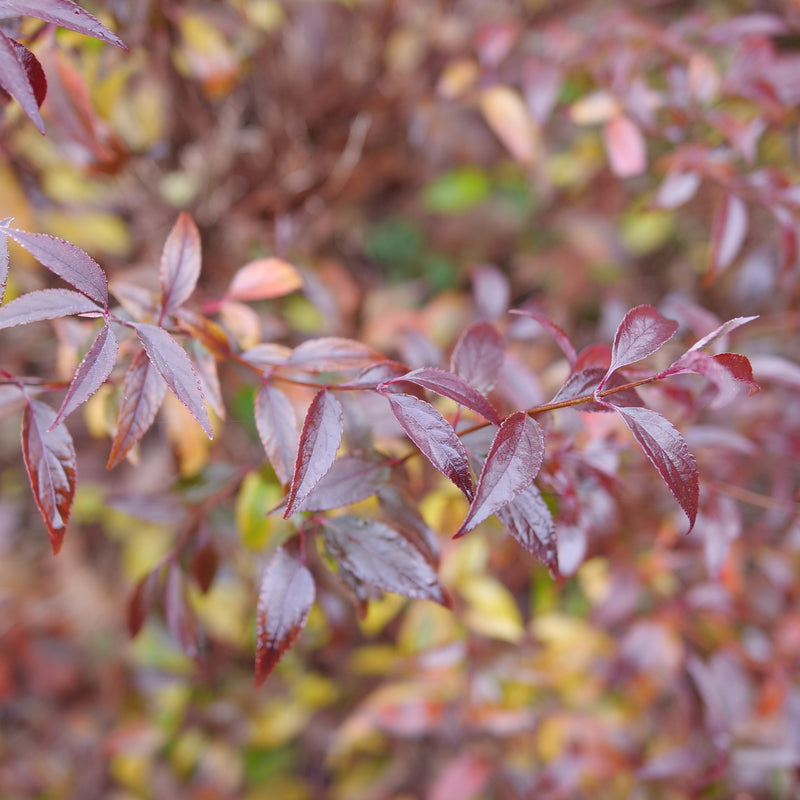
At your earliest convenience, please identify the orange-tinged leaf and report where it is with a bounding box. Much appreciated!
[226,257,303,302]
[479,85,537,165]
[21,399,77,554]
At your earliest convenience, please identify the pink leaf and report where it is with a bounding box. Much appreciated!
[383,392,474,500]
[254,383,299,486]
[708,194,748,281]
[159,212,201,316]
[0,30,44,132]
[603,305,679,386]
[1,0,126,49]
[603,115,646,177]
[21,399,77,554]
[107,350,167,469]
[614,406,698,533]
[295,452,390,512]
[3,228,108,305]
[655,171,701,210]
[496,483,556,571]
[53,323,118,427]
[287,337,384,372]
[322,516,446,604]
[471,264,510,320]
[509,309,577,367]
[255,544,315,687]
[0,288,102,329]
[0,224,9,301]
[387,367,502,425]
[284,389,343,517]
[455,412,545,537]
[552,367,644,411]
[450,321,505,393]
[226,257,303,301]
[134,323,212,438]
[430,754,492,800]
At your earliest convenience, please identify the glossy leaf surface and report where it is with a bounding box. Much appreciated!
[53,323,118,427]
[134,323,212,438]
[21,399,77,554]
[322,516,446,604]
[384,392,474,500]
[615,406,699,533]
[255,545,315,687]
[107,350,167,469]
[496,483,557,571]
[295,452,390,512]
[455,412,545,537]
[450,322,505,394]
[254,383,299,486]
[159,212,201,316]
[604,305,678,383]
[552,367,644,411]
[284,389,343,517]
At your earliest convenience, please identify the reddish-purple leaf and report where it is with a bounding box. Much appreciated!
[378,487,440,567]
[255,545,315,687]
[510,309,577,367]
[0,30,44,132]
[164,565,201,659]
[683,315,758,355]
[322,516,446,604]
[287,337,384,372]
[159,212,201,316]
[53,323,118,427]
[21,399,77,554]
[384,392,474,500]
[5,228,108,306]
[496,483,557,570]
[191,340,225,419]
[552,367,644,411]
[603,115,646,177]
[450,322,505,394]
[708,194,748,281]
[284,389,343,517]
[1,0,127,49]
[191,534,218,594]
[0,224,9,301]
[0,288,102,329]
[614,406,698,533]
[603,305,679,386]
[454,412,545,537]
[226,257,302,301]
[661,351,758,407]
[107,350,167,469]
[134,323,212,438]
[127,567,161,636]
[655,170,701,210]
[339,360,410,389]
[254,383,299,487]
[471,264,510,320]
[295,452,390,512]
[387,367,502,425]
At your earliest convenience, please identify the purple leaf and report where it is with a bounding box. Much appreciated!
[322,515,446,604]
[255,544,315,687]
[683,315,759,355]
[454,412,545,537]
[552,367,644,411]
[378,487,440,566]
[471,264,510,320]
[339,360,410,389]
[660,351,759,406]
[708,194,748,282]
[1,0,127,49]
[509,310,577,367]
[134,323,212,438]
[450,322,505,393]
[107,350,167,469]
[295,452,391,512]
[21,399,77,554]
[287,337,384,372]
[602,305,678,387]
[127,567,161,636]
[387,367,502,425]
[159,212,201,316]
[254,383,299,487]
[52,323,118,427]
[284,389,343,517]
[0,30,44,132]
[496,484,557,571]
[5,228,108,306]
[0,224,9,301]
[655,171,701,210]
[191,340,225,419]
[164,565,201,659]
[0,288,102,329]
[383,392,474,500]
[614,406,698,533]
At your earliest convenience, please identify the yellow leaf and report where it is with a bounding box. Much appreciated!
[480,85,539,165]
[461,575,525,643]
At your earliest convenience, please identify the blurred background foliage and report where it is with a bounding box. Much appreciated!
[2,0,800,798]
